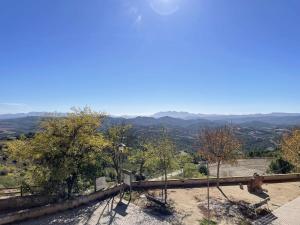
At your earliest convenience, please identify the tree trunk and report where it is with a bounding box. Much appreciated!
[139,162,145,176]
[66,174,77,199]
[164,168,168,204]
[215,160,229,199]
[117,169,120,183]
[216,160,221,188]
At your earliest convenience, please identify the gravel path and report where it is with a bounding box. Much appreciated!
[13,198,171,225]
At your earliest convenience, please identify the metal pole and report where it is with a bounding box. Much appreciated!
[207,160,210,224]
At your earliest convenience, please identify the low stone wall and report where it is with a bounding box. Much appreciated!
[1,174,299,225]
[132,173,300,189]
[0,184,125,225]
[0,195,57,213]
[263,173,300,183]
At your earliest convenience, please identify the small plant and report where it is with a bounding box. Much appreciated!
[238,219,251,225]
[183,163,198,178]
[198,165,208,176]
[105,168,117,182]
[199,218,217,225]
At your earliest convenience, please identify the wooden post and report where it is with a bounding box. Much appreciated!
[20,185,23,197]
[207,161,210,224]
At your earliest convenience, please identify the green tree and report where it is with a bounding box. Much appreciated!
[7,107,108,198]
[128,141,150,180]
[146,132,178,204]
[104,125,131,183]
[178,152,193,169]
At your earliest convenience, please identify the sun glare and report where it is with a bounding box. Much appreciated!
[149,0,181,16]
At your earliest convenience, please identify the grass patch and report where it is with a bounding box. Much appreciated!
[0,174,19,188]
[123,191,140,202]
[199,218,217,225]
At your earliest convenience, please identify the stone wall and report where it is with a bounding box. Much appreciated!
[0,184,125,225]
[1,174,300,225]
[0,195,57,213]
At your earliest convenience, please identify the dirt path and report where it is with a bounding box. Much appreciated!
[14,198,171,225]
[168,182,300,225]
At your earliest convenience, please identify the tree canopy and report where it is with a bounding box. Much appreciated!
[199,126,241,187]
[7,107,108,197]
[282,129,300,172]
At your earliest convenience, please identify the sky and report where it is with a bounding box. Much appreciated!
[1,0,300,115]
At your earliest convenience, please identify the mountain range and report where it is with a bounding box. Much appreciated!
[1,111,299,153]
[152,111,300,122]
[2,111,300,125]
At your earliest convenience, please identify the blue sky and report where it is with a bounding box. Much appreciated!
[1,0,300,115]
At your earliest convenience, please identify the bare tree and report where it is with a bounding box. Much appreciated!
[199,126,241,188]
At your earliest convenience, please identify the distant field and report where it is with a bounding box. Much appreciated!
[209,158,272,177]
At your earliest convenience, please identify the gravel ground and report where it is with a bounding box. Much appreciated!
[13,198,172,225]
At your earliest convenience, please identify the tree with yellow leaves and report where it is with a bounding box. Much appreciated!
[7,107,108,198]
[282,129,300,172]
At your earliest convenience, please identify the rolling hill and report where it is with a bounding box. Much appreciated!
[1,112,298,153]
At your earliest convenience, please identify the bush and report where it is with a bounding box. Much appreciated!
[198,165,208,176]
[183,163,204,178]
[0,165,9,176]
[135,174,146,181]
[268,157,294,174]
[105,168,117,182]
[0,173,19,188]
[0,169,8,176]
[199,219,217,225]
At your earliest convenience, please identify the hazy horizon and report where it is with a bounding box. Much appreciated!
[1,110,300,118]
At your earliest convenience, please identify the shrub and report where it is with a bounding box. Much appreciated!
[268,157,294,174]
[183,163,204,178]
[198,165,208,176]
[135,174,146,181]
[0,173,20,188]
[0,169,8,176]
[0,165,9,176]
[105,168,117,182]
[199,219,217,225]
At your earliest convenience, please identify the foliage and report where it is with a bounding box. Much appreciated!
[1,115,286,155]
[178,152,193,168]
[0,172,20,188]
[7,107,108,197]
[105,167,117,182]
[268,156,294,174]
[198,164,208,176]
[199,219,217,225]
[104,125,132,183]
[199,126,241,187]
[281,129,300,171]
[183,163,203,178]
[146,131,178,203]
[128,141,151,179]
[246,149,279,158]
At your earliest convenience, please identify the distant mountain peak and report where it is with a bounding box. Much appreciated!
[152,111,200,120]
[0,112,66,120]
